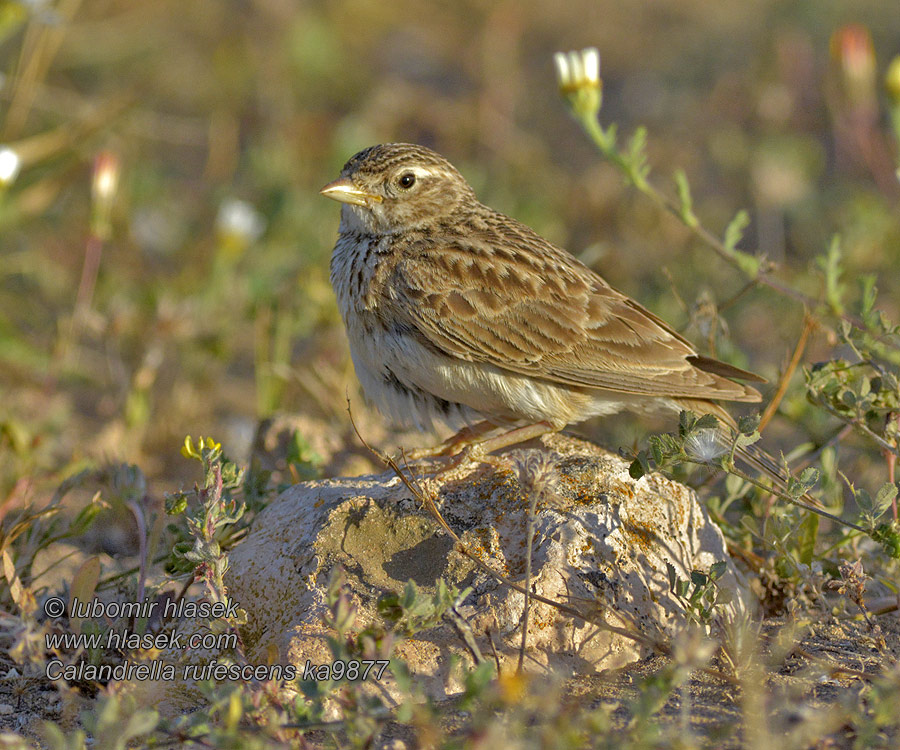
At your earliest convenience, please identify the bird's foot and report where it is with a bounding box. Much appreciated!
[403,420,498,461]
[401,421,558,475]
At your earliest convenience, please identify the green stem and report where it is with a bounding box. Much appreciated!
[715,458,867,533]
[574,110,867,329]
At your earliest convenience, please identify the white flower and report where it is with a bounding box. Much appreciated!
[582,48,600,85]
[684,428,727,464]
[553,52,571,87]
[0,147,21,187]
[553,48,603,121]
[216,199,266,243]
[554,47,601,91]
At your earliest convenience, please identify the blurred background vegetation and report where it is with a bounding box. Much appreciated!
[2,0,899,517]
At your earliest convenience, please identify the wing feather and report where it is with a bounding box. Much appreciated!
[384,209,762,402]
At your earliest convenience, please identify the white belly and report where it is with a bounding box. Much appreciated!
[344,307,635,431]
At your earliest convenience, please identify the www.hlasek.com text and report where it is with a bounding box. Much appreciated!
[45,627,238,652]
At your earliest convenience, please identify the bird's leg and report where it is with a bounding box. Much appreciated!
[426,420,559,473]
[466,420,558,456]
[404,420,498,460]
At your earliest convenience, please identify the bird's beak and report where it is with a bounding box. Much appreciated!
[319,177,382,206]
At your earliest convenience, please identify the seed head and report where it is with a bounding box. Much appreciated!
[684,428,727,465]
[510,449,561,506]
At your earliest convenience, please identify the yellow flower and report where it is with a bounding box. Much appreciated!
[886,55,900,104]
[181,435,222,459]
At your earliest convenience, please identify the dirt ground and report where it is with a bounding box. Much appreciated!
[4,609,896,747]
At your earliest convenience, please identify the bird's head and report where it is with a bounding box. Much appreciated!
[320,143,476,233]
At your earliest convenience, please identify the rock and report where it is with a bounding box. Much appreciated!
[227,433,753,702]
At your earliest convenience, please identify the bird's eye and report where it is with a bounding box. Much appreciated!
[398,172,416,189]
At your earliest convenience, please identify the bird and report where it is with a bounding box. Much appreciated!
[320,142,785,482]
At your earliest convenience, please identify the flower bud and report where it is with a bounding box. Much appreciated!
[91,150,121,240]
[216,198,266,259]
[554,47,602,120]
[0,147,21,187]
[829,25,876,107]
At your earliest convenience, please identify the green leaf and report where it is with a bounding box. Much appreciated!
[695,413,720,431]
[629,452,649,479]
[401,579,418,609]
[69,493,107,536]
[738,414,761,435]
[858,483,898,522]
[797,512,819,566]
[786,467,819,498]
[626,127,650,185]
[859,375,871,399]
[859,274,878,322]
[690,570,708,587]
[673,169,698,227]
[799,467,819,489]
[287,430,323,481]
[816,236,846,316]
[648,435,666,465]
[735,430,761,447]
[164,492,188,515]
[872,523,900,559]
[679,410,697,434]
[390,658,411,693]
[723,210,750,254]
[725,472,747,498]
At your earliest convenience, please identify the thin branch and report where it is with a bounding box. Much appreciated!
[717,459,867,533]
[759,312,816,431]
[125,499,148,630]
[518,483,539,673]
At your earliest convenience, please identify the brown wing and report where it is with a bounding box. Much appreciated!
[386,209,762,402]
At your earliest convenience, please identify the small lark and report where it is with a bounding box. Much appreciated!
[321,143,768,466]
